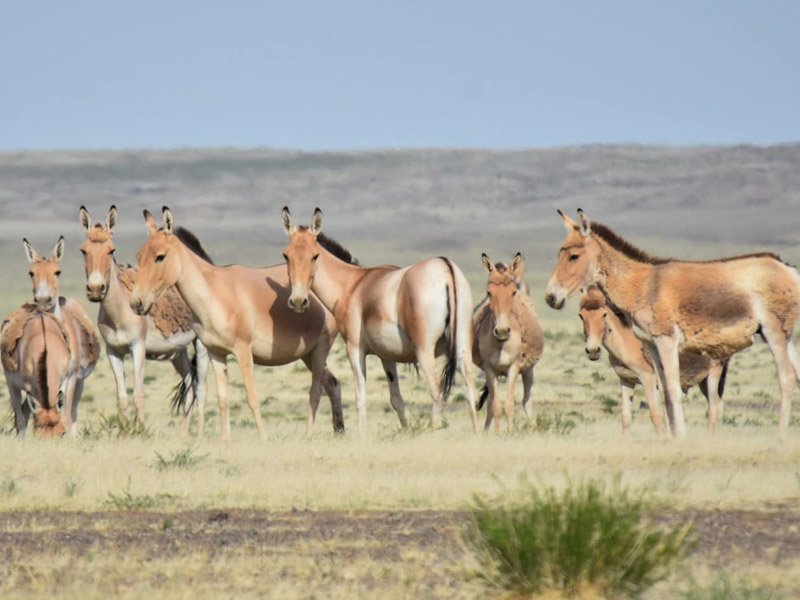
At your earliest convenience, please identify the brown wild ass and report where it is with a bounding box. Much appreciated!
[80,205,209,434]
[281,207,478,435]
[1,307,70,437]
[129,207,344,441]
[546,210,800,437]
[473,253,544,432]
[21,237,98,433]
[579,286,729,432]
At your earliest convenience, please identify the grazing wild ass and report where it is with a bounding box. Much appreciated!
[579,286,729,432]
[1,307,70,437]
[129,207,344,441]
[473,253,544,432]
[20,237,98,433]
[547,209,800,437]
[80,205,209,434]
[281,207,478,435]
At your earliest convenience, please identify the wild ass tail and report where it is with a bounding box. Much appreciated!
[169,352,198,415]
[439,257,458,403]
[34,313,49,408]
[477,385,489,410]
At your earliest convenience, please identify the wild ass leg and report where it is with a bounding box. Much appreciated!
[209,353,231,441]
[171,348,194,436]
[381,359,408,429]
[699,362,724,433]
[504,363,521,433]
[130,339,147,423]
[459,352,479,433]
[234,344,267,442]
[62,376,77,434]
[416,349,444,429]
[641,373,663,433]
[484,370,500,432]
[71,378,84,434]
[8,383,26,434]
[301,353,325,438]
[521,368,534,419]
[106,346,129,417]
[347,344,369,436]
[321,369,344,433]
[619,379,635,433]
[193,340,210,436]
[653,334,687,437]
[761,317,797,439]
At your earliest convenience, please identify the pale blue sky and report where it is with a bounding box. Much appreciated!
[1,1,798,150]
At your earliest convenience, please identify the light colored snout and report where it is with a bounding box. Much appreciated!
[545,279,566,310]
[585,346,602,361]
[130,295,152,316]
[86,272,107,302]
[493,325,511,341]
[288,283,310,314]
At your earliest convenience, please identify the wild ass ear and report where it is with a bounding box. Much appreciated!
[162,206,174,235]
[511,252,525,275]
[481,253,494,273]
[577,208,591,237]
[106,205,118,233]
[281,206,297,235]
[52,236,65,262]
[23,239,39,263]
[143,210,159,235]
[558,209,578,232]
[309,207,323,235]
[79,206,92,231]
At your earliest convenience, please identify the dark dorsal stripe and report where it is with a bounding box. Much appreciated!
[591,222,785,266]
[316,231,358,265]
[175,227,215,264]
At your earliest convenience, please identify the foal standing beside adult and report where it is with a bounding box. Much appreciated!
[80,206,209,433]
[547,210,800,438]
[21,237,98,433]
[473,253,544,432]
[281,207,478,435]
[579,286,729,433]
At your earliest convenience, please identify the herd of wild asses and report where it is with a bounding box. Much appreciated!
[2,206,799,439]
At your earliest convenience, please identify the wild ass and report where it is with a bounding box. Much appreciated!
[80,205,209,434]
[21,237,98,433]
[546,209,800,437]
[129,207,344,441]
[281,207,478,435]
[1,307,71,437]
[473,253,544,432]
[579,286,729,432]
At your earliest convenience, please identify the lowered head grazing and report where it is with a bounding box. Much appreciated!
[579,286,608,361]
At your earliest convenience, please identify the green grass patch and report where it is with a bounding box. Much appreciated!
[153,446,208,471]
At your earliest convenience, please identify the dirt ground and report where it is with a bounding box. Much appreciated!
[0,508,798,598]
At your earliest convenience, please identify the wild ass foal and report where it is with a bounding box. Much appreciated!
[281,207,478,435]
[1,307,70,437]
[547,210,800,437]
[579,286,729,433]
[20,237,98,433]
[473,253,544,432]
[80,206,209,433]
[130,207,344,441]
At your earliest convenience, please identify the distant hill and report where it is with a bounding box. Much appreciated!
[1,144,799,311]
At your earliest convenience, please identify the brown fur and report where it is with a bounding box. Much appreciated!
[59,298,99,369]
[116,265,194,337]
[1,304,71,372]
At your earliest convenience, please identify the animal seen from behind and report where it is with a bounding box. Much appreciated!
[579,286,729,433]
[80,205,209,434]
[473,253,544,432]
[546,209,800,438]
[281,206,478,435]
[129,206,344,441]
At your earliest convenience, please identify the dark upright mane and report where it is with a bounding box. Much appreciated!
[175,227,215,264]
[590,222,785,266]
[316,231,359,265]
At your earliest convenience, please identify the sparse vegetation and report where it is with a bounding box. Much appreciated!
[467,478,694,598]
[105,477,175,510]
[678,570,789,600]
[153,446,208,471]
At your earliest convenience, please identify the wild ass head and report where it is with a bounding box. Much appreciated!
[481,253,524,342]
[579,286,608,361]
[545,209,600,309]
[23,237,65,312]
[79,205,117,302]
[281,206,323,314]
[130,206,180,316]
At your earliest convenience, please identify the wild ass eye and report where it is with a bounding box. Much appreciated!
[155,254,166,263]
[512,289,518,296]
[282,253,288,262]
[55,270,61,277]
[108,249,115,255]
[312,254,320,262]
[569,254,580,262]
[28,271,34,278]
[80,248,87,256]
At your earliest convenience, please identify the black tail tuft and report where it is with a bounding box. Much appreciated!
[169,353,198,415]
[441,356,456,403]
[36,314,49,409]
[477,385,489,410]
[438,257,458,403]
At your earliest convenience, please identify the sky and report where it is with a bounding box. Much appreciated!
[1,0,799,150]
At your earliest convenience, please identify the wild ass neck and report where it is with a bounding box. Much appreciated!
[310,248,367,318]
[594,237,654,318]
[102,261,137,323]
[169,242,217,327]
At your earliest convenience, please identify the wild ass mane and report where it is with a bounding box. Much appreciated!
[175,227,215,264]
[306,229,359,265]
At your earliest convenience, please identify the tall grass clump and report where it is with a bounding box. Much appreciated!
[466,478,694,598]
